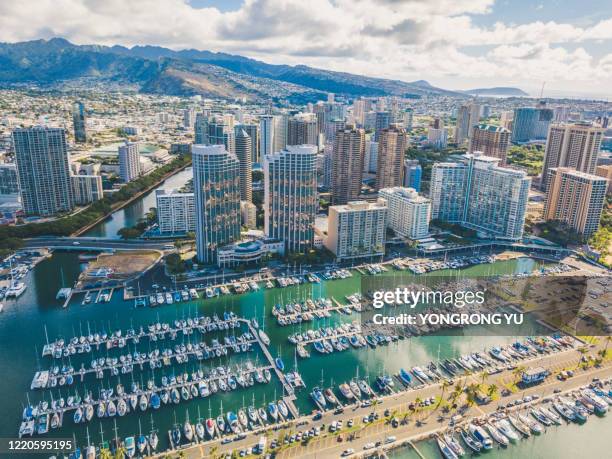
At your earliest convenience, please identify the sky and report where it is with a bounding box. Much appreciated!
[1,0,611,98]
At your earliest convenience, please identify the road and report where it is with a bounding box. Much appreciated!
[159,341,612,459]
[23,236,170,251]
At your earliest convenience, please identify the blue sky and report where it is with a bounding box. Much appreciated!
[0,0,610,98]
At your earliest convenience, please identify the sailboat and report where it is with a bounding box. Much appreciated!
[148,415,159,451]
[85,427,95,459]
[137,419,147,454]
[183,409,194,442]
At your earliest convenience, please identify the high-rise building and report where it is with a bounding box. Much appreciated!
[364,140,378,173]
[430,153,530,240]
[273,114,288,152]
[374,111,391,140]
[324,119,346,144]
[313,103,326,134]
[544,168,607,237]
[595,165,612,195]
[182,108,195,129]
[240,124,260,164]
[240,201,257,229]
[0,163,20,203]
[331,128,365,205]
[468,124,511,164]
[376,126,407,190]
[325,200,387,261]
[403,159,422,192]
[287,115,318,146]
[155,189,196,234]
[259,115,275,157]
[72,101,87,143]
[264,145,317,253]
[455,103,481,145]
[322,143,333,188]
[118,141,141,182]
[12,127,73,216]
[511,107,554,142]
[427,127,448,149]
[402,108,414,131]
[71,175,103,205]
[352,99,371,127]
[194,113,207,144]
[193,145,241,264]
[541,122,605,190]
[379,187,430,239]
[235,129,253,203]
[196,116,235,154]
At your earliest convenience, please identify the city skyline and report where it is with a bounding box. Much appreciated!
[0,1,611,98]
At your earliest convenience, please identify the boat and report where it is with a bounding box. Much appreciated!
[6,281,26,297]
[508,415,530,437]
[518,413,543,434]
[485,422,510,446]
[106,400,116,417]
[398,368,412,385]
[258,407,268,423]
[495,419,519,443]
[275,357,285,371]
[554,402,576,422]
[339,383,354,400]
[258,330,270,345]
[460,427,482,452]
[117,399,127,417]
[139,394,148,411]
[531,408,552,426]
[238,409,249,429]
[349,381,362,398]
[277,400,289,418]
[150,393,161,409]
[216,415,226,434]
[124,436,136,458]
[183,420,194,442]
[248,406,259,424]
[171,425,181,446]
[137,434,147,454]
[73,407,83,424]
[311,387,327,408]
[195,421,205,440]
[268,402,279,422]
[468,424,493,450]
[539,406,562,425]
[227,412,240,433]
[437,435,459,459]
[205,418,216,438]
[443,432,465,457]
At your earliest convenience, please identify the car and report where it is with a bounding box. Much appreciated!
[391,418,399,428]
[362,416,369,423]
[385,436,396,444]
[375,441,382,447]
[363,443,375,450]
[221,438,232,445]
[341,449,354,457]
[239,450,246,457]
[554,388,562,393]
[72,241,80,245]
[347,419,353,427]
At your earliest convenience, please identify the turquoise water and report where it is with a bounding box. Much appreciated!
[0,252,561,456]
[83,167,193,238]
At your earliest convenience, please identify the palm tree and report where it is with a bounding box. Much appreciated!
[512,365,526,384]
[437,380,452,409]
[603,336,611,357]
[487,384,499,398]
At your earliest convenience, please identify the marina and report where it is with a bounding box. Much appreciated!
[1,247,610,458]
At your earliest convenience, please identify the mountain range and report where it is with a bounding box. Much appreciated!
[0,38,525,102]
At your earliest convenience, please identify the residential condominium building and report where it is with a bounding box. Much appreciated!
[455,103,480,145]
[430,153,530,240]
[403,159,422,192]
[287,114,318,146]
[155,189,196,234]
[264,145,318,253]
[325,199,387,261]
[235,129,253,202]
[331,128,365,205]
[544,168,607,237]
[595,165,612,195]
[259,115,275,157]
[118,141,141,182]
[0,163,19,203]
[12,127,74,216]
[376,126,408,190]
[193,145,241,264]
[427,127,448,149]
[468,124,511,164]
[239,124,260,164]
[511,106,554,142]
[71,175,103,205]
[195,116,235,154]
[541,122,605,190]
[72,101,87,143]
[379,187,430,239]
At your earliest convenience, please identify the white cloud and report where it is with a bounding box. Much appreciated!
[0,0,610,95]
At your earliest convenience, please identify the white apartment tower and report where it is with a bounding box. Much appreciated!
[118,141,141,182]
[379,187,431,239]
